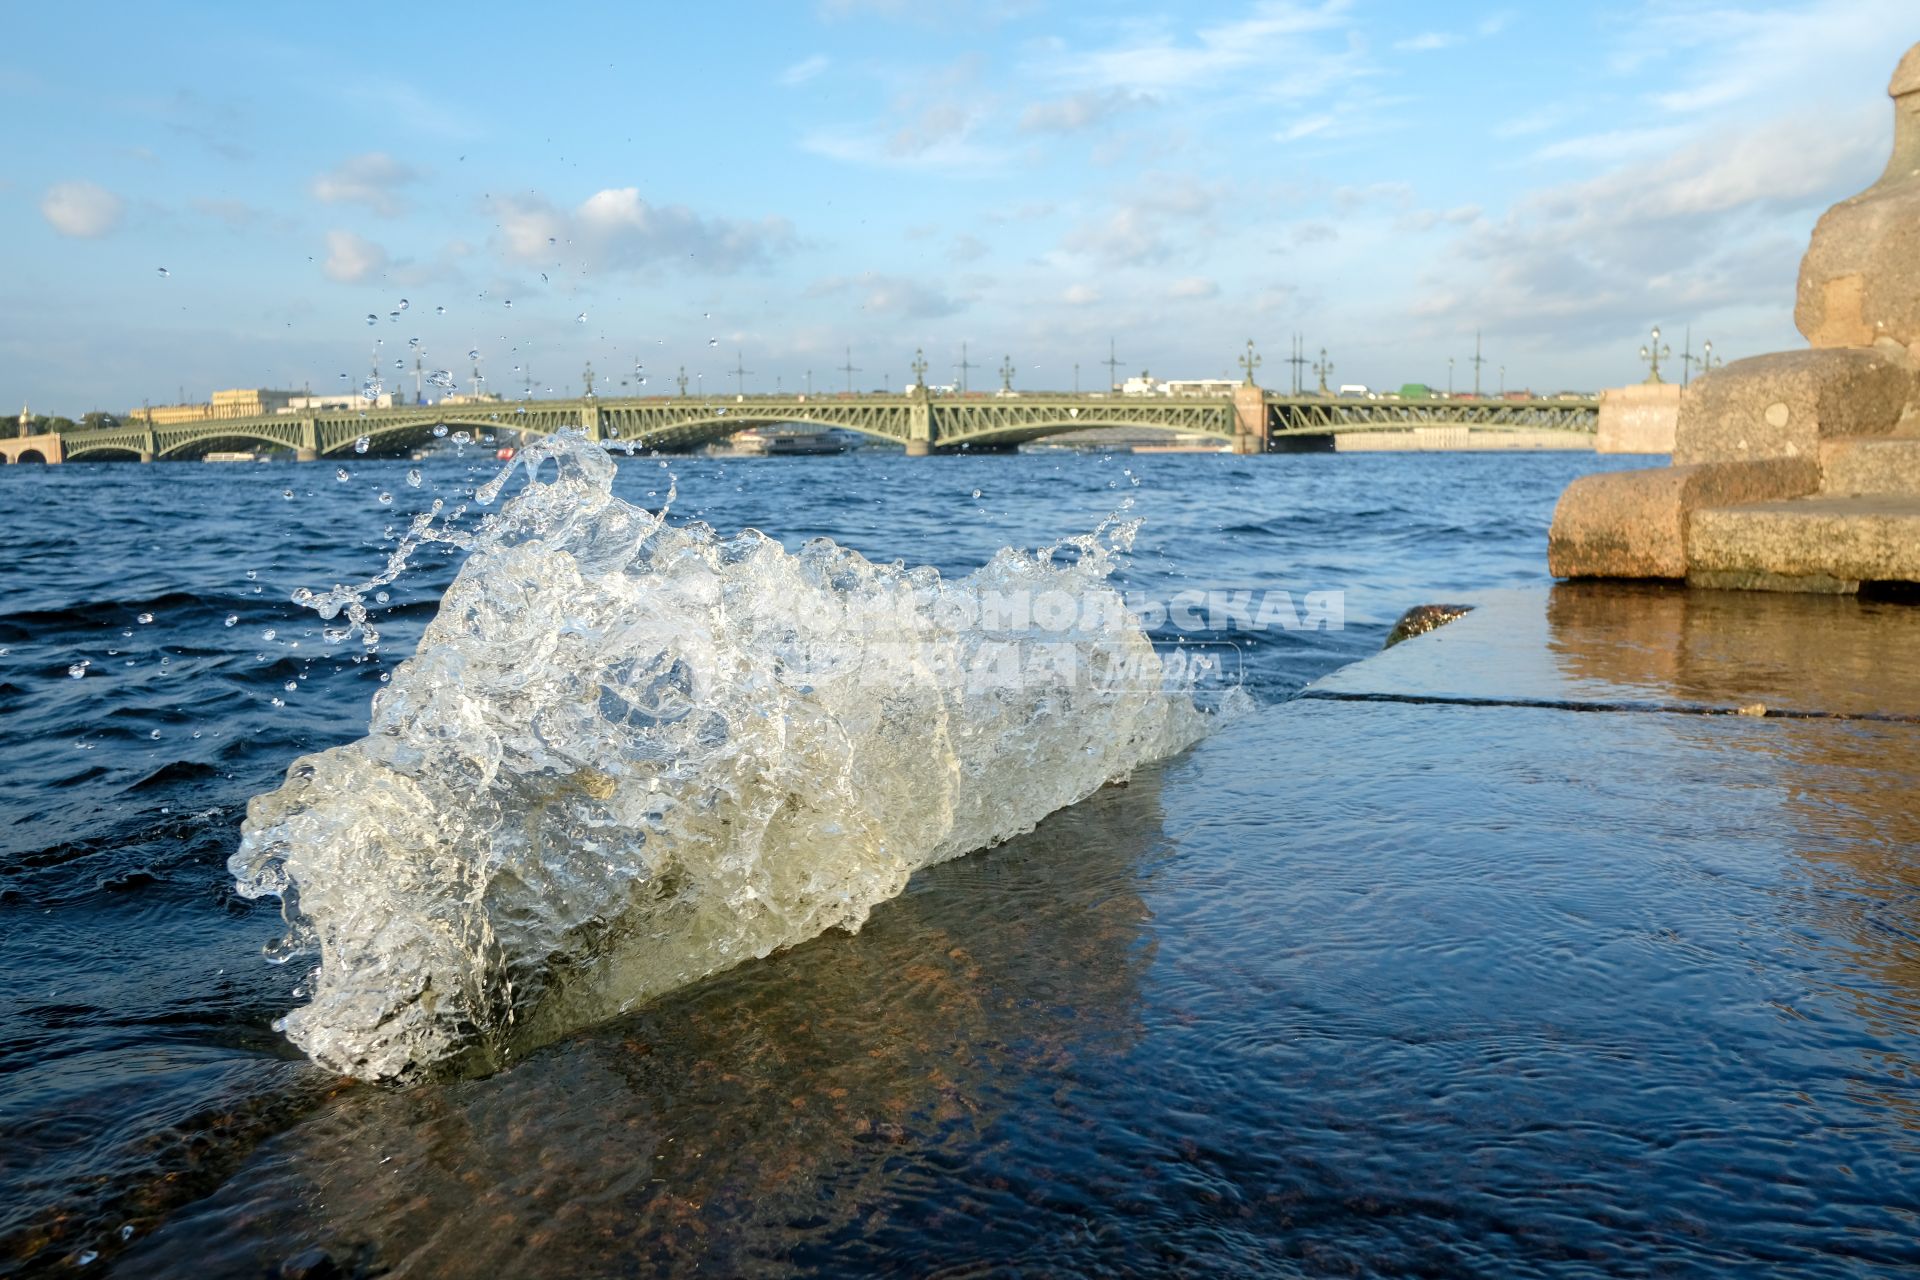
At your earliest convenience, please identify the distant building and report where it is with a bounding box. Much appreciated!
[131,388,305,424]
[1121,372,1163,396]
[211,388,299,417]
[17,401,29,439]
[1163,378,1235,397]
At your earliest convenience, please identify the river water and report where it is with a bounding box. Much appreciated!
[5,445,1919,1276]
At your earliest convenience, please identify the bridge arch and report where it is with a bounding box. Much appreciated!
[934,414,1232,451]
[314,415,520,457]
[155,428,301,460]
[8,449,48,464]
[592,406,907,451]
[61,444,145,461]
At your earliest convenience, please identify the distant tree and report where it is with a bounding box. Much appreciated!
[31,415,77,435]
[81,411,119,430]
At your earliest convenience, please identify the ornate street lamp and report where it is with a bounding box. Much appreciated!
[1640,325,1672,384]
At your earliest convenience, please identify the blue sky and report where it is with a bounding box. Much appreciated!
[4,0,1914,415]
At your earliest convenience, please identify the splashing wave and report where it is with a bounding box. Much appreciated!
[232,434,1219,1079]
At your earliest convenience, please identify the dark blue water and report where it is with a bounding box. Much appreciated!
[10,447,1919,1277]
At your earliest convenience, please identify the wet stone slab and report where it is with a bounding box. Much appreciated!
[112,582,1920,1278]
[1311,581,1920,719]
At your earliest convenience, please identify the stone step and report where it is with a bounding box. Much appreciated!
[1822,436,1920,496]
[1687,494,1920,592]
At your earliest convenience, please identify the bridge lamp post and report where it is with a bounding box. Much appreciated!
[1447,357,1455,396]
[1639,326,1672,384]
[1074,363,1080,394]
[1700,340,1722,376]
[1314,349,1333,396]
[1000,355,1015,394]
[1239,339,1261,387]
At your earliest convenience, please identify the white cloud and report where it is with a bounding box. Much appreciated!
[779,54,829,86]
[1061,174,1226,266]
[1045,1,1353,95]
[807,272,966,318]
[1020,88,1151,133]
[494,188,795,274]
[1630,0,1917,115]
[1277,113,1334,142]
[1169,276,1219,299]
[1394,32,1458,52]
[311,153,423,217]
[322,230,388,283]
[1418,105,1887,340]
[1062,283,1101,305]
[40,181,125,238]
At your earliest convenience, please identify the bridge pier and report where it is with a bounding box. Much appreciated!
[906,389,934,456]
[1232,383,1270,454]
[138,451,154,463]
[296,448,318,463]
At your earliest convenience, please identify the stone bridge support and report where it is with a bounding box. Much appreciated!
[905,388,934,457]
[295,417,319,463]
[1232,383,1270,454]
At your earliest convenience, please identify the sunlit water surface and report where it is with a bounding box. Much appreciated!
[6,448,1918,1276]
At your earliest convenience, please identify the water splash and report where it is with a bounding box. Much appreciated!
[232,434,1218,1080]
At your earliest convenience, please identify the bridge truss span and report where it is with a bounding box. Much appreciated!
[50,389,1599,461]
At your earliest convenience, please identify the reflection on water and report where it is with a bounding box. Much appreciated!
[1545,580,1920,716]
[126,773,1172,1276]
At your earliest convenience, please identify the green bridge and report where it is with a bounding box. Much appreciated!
[48,386,1599,462]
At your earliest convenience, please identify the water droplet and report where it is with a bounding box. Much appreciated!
[375,590,391,604]
[427,369,454,389]
[540,272,549,282]
[156,267,169,278]
[452,431,471,444]
[284,680,298,692]
[77,1251,97,1267]
[224,614,238,627]
[136,612,154,624]
[398,298,410,311]
[708,337,718,347]
[365,314,377,326]
[435,305,446,315]
[638,375,647,385]
[149,729,162,740]
[406,468,422,486]
[270,696,285,708]
[407,336,420,348]
[119,1226,134,1242]
[263,628,277,641]
[335,468,350,482]
[503,299,513,309]
[360,377,383,402]
[378,492,393,505]
[354,436,371,453]
[971,489,982,499]
[548,236,556,244]
[433,425,449,437]
[67,662,88,679]
[282,488,294,500]
[467,348,480,361]
[576,312,587,324]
